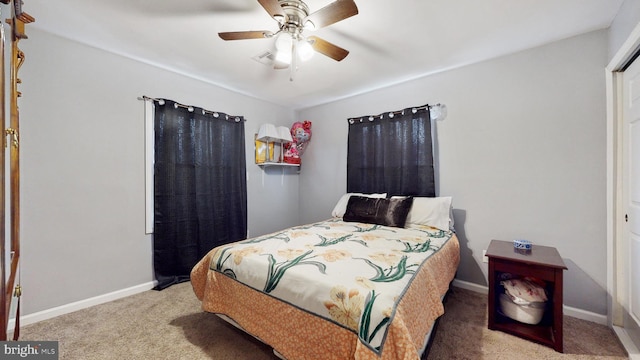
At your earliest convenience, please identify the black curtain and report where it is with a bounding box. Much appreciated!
[153,99,247,290]
[347,105,435,197]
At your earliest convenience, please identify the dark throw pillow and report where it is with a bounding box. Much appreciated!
[343,195,414,228]
[381,196,414,227]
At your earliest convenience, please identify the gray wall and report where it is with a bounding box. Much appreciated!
[296,30,609,314]
[19,29,299,315]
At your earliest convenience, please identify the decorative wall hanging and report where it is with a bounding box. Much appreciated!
[284,120,311,165]
[0,0,34,341]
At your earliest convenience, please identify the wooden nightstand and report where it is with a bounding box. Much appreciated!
[486,239,567,352]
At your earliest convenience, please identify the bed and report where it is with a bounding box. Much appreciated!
[191,194,459,359]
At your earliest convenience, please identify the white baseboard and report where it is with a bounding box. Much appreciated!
[452,279,488,294]
[613,326,640,358]
[9,281,157,329]
[452,279,608,325]
[563,304,607,325]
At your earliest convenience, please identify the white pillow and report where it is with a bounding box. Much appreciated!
[406,196,453,231]
[331,193,387,218]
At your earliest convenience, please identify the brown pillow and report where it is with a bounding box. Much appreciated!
[343,195,414,228]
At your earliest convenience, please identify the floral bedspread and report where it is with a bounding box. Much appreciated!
[200,218,454,354]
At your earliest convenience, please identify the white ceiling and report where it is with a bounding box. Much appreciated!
[27,0,624,109]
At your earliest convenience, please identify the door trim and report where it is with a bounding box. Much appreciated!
[607,20,640,357]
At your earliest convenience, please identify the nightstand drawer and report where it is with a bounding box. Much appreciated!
[491,258,559,282]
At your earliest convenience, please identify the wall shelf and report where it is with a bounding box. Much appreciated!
[255,130,299,170]
[258,162,300,168]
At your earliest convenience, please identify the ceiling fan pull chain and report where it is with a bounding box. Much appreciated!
[290,40,297,82]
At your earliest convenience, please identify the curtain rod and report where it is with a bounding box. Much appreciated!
[347,103,443,123]
[138,95,246,122]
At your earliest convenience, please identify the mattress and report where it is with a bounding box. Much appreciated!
[191,218,460,359]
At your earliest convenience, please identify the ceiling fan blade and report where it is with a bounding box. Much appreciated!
[304,0,358,30]
[308,36,349,61]
[219,31,274,40]
[258,0,286,20]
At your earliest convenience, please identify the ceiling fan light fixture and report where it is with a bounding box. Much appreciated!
[297,39,314,61]
[275,32,294,65]
[303,20,315,31]
[275,48,293,65]
[275,51,292,64]
[275,32,293,50]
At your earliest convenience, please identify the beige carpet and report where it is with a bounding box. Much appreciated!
[19,283,627,359]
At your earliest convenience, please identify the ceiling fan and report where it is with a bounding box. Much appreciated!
[218,0,358,71]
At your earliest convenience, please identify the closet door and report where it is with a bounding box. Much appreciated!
[623,53,640,350]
